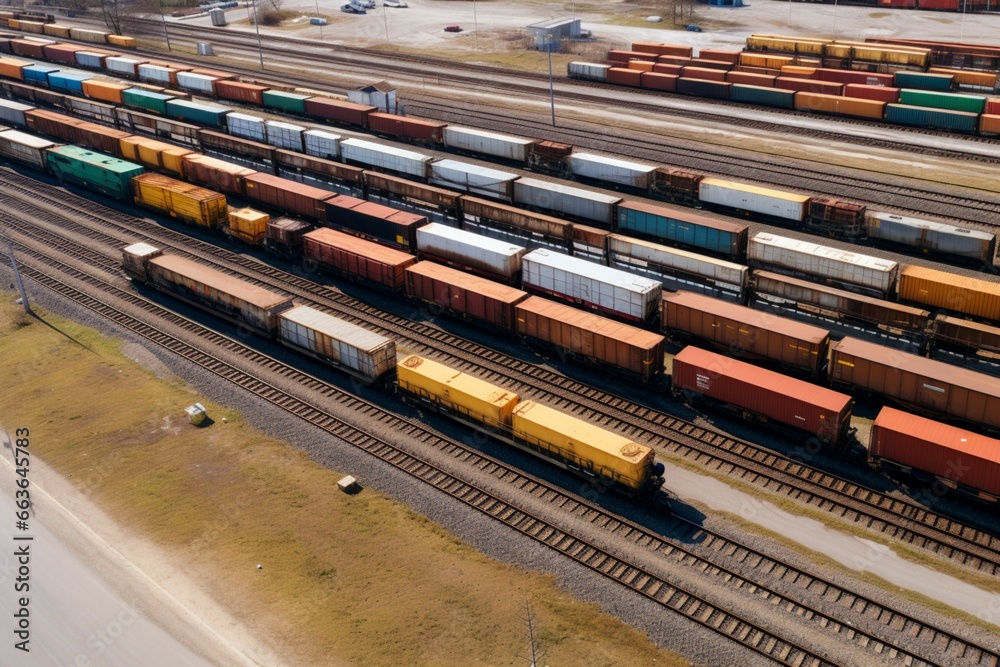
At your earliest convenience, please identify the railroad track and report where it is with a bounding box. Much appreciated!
[4,212,998,667]
[3,168,999,584]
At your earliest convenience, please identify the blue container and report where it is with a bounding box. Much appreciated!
[47,71,93,95]
[885,103,978,133]
[165,99,231,128]
[22,64,58,86]
[616,200,748,259]
[729,84,795,109]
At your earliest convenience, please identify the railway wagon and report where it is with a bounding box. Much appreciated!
[180,154,255,196]
[829,337,1000,432]
[45,144,142,199]
[265,121,306,153]
[132,172,228,228]
[672,346,854,446]
[264,217,311,258]
[514,296,666,382]
[699,178,810,224]
[277,305,397,385]
[244,172,332,220]
[898,265,1000,322]
[569,152,657,190]
[0,127,53,169]
[118,135,191,176]
[865,212,996,264]
[226,207,270,245]
[405,261,529,332]
[340,137,432,180]
[443,125,535,162]
[302,227,417,292]
[429,159,517,202]
[121,243,293,335]
[521,249,662,324]
[415,223,526,284]
[615,200,748,259]
[460,195,571,254]
[661,290,831,377]
[870,407,1000,503]
[324,195,428,249]
[513,177,621,227]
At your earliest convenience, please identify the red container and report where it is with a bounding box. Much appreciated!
[215,80,268,105]
[302,227,416,291]
[879,0,916,6]
[641,72,678,92]
[657,55,693,67]
[275,149,366,186]
[916,0,959,7]
[406,261,528,331]
[42,43,84,64]
[672,346,853,445]
[608,49,659,63]
[10,39,45,59]
[607,67,642,87]
[244,173,334,220]
[24,109,80,143]
[698,49,741,65]
[985,98,1000,115]
[73,120,131,156]
[632,42,692,57]
[681,66,728,82]
[870,407,1000,499]
[726,71,776,87]
[816,68,895,86]
[775,77,844,95]
[303,97,375,127]
[688,58,734,71]
[652,63,683,76]
[368,112,446,143]
[181,154,257,196]
[844,83,899,103]
[661,290,831,377]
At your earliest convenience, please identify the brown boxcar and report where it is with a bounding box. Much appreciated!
[24,108,79,143]
[570,223,609,263]
[699,49,741,64]
[652,63,683,76]
[608,49,659,63]
[461,196,570,241]
[264,217,312,257]
[42,43,84,64]
[726,71,776,87]
[516,295,665,382]
[689,58,736,71]
[794,93,885,120]
[10,39,46,59]
[626,60,656,73]
[607,67,642,87]
[844,83,900,103]
[367,112,446,144]
[870,407,1000,501]
[815,68,894,86]
[406,261,529,331]
[830,337,1000,431]
[25,109,129,156]
[932,314,1000,356]
[302,227,416,291]
[215,80,268,105]
[680,66,727,82]
[775,77,843,95]
[244,172,334,220]
[658,55,694,67]
[199,129,276,164]
[180,154,256,196]
[630,43,691,57]
[274,149,365,186]
[641,72,678,92]
[303,97,375,127]
[898,265,1000,323]
[364,171,460,211]
[672,346,853,445]
[662,290,831,377]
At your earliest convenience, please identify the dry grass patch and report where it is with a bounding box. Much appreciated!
[0,294,687,667]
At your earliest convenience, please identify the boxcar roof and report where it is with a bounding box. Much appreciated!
[279,305,391,352]
[663,290,830,344]
[874,407,1000,463]
[150,254,292,310]
[303,227,415,265]
[516,296,664,350]
[407,261,529,304]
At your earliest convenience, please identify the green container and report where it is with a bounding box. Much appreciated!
[165,99,232,128]
[729,84,795,109]
[262,90,311,115]
[885,104,978,133]
[898,89,985,114]
[892,71,954,92]
[122,88,174,116]
[46,145,144,200]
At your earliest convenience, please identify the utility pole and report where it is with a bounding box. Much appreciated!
[546,35,556,126]
[159,0,172,51]
[251,0,265,69]
[8,243,30,315]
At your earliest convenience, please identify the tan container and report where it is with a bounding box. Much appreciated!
[82,79,128,104]
[133,173,228,228]
[794,92,885,120]
[42,24,73,38]
[363,171,460,210]
[18,20,45,34]
[119,135,191,175]
[980,114,1000,136]
[780,65,816,77]
[107,35,137,48]
[180,154,255,196]
[0,56,29,80]
[899,265,1000,322]
[396,354,519,429]
[228,207,270,245]
[511,401,654,491]
[739,53,794,69]
[680,66,727,82]
[929,67,996,88]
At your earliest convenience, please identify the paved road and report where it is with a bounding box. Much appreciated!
[0,450,214,667]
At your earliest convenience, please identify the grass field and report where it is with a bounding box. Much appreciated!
[0,294,688,666]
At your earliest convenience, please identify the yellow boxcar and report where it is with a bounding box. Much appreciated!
[7,19,19,30]
[0,57,30,80]
[18,20,46,34]
[133,173,228,228]
[746,35,829,56]
[511,401,654,491]
[929,67,997,88]
[120,135,188,172]
[107,35,137,48]
[160,146,191,176]
[899,265,1000,323]
[82,79,128,104]
[228,207,270,245]
[396,355,519,428]
[781,65,816,77]
[42,24,73,38]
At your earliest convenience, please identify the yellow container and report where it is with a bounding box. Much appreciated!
[0,57,30,80]
[396,355,519,428]
[511,401,654,490]
[781,65,816,77]
[160,146,191,176]
[930,68,997,88]
[18,20,46,35]
[899,266,1000,323]
[42,24,73,38]
[107,35,137,48]
[133,173,228,228]
[82,79,128,104]
[227,207,270,245]
[7,19,20,30]
[0,11,13,20]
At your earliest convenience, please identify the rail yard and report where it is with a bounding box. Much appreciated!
[2,6,1000,667]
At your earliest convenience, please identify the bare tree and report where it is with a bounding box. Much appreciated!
[94,0,158,35]
[263,0,284,13]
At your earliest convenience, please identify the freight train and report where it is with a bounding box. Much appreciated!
[0,40,997,266]
[120,243,666,499]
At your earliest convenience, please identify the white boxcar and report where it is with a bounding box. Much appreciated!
[0,99,32,128]
[568,62,611,82]
[608,234,748,303]
[442,126,535,162]
[522,249,662,323]
[0,129,55,170]
[429,159,517,201]
[568,152,657,189]
[176,71,217,94]
[226,113,266,142]
[303,129,341,160]
[265,120,305,152]
[513,177,621,226]
[416,222,526,282]
[749,232,898,296]
[74,51,108,70]
[341,137,432,180]
[69,28,110,43]
[106,56,145,78]
[699,178,810,223]
[865,212,995,263]
[278,305,396,383]
[137,64,173,86]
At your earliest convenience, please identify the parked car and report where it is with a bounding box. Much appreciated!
[341,3,366,11]
[383,0,408,6]
[444,25,462,32]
